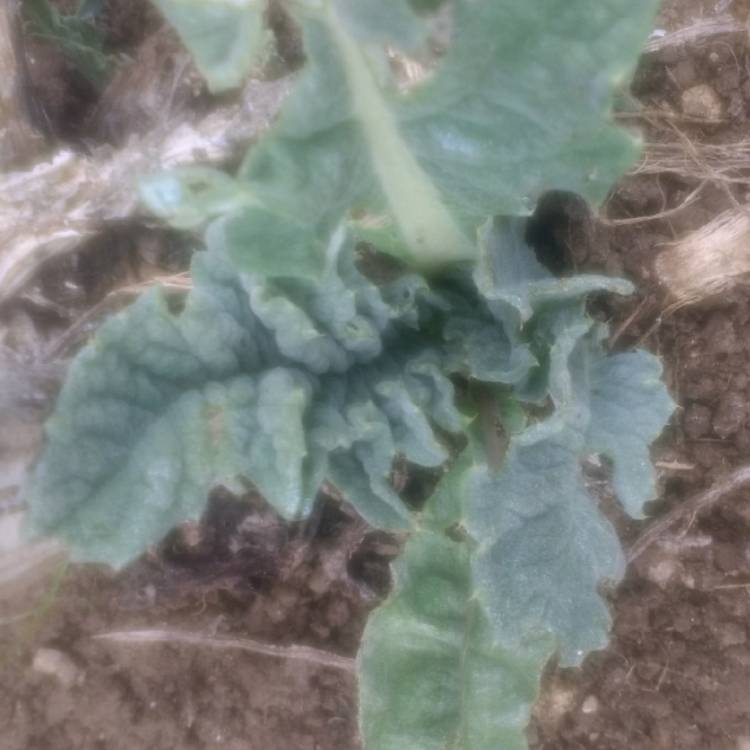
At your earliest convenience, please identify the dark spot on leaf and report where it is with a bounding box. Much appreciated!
[526,191,592,276]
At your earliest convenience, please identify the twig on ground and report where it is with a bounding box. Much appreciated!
[643,15,745,54]
[601,182,706,226]
[615,110,728,126]
[608,296,651,349]
[628,464,750,563]
[93,629,357,674]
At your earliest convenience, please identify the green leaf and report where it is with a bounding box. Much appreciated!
[474,218,633,330]
[521,311,675,517]
[444,315,536,386]
[207,206,326,279]
[400,0,657,218]
[359,460,553,750]
[585,348,675,517]
[519,302,598,409]
[360,331,674,746]
[466,426,624,666]
[513,303,675,514]
[139,167,327,279]
[235,0,655,269]
[139,168,256,231]
[470,218,635,408]
[26,243,461,566]
[150,0,266,92]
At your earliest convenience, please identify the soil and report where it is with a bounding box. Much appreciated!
[3,1,750,749]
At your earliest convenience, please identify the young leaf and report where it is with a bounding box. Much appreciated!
[585,348,676,517]
[26,244,461,566]
[361,332,674,748]
[359,460,553,750]
[466,425,624,666]
[474,218,633,331]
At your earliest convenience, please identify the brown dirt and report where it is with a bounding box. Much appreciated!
[4,1,750,749]
[1,493,394,750]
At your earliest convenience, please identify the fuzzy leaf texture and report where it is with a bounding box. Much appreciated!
[359,458,554,750]
[359,222,675,749]
[25,241,463,566]
[141,0,658,273]
[28,1,674,749]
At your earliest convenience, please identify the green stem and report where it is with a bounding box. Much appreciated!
[325,4,474,268]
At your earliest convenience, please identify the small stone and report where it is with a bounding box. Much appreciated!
[581,695,599,715]
[728,92,746,120]
[717,622,747,648]
[716,67,741,95]
[32,648,82,688]
[714,542,745,573]
[308,567,331,595]
[683,403,712,440]
[671,59,698,89]
[648,694,672,719]
[681,84,723,119]
[646,557,680,589]
[533,678,576,727]
[325,599,351,629]
[712,392,747,438]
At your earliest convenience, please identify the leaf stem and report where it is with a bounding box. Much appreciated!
[325,3,473,268]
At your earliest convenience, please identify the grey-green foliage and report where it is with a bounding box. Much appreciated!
[359,457,553,750]
[359,222,674,749]
[27,238,464,566]
[26,1,673,748]
[141,0,657,274]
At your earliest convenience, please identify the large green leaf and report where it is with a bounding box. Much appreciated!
[359,460,553,750]
[144,0,655,274]
[26,243,461,566]
[231,0,656,270]
[360,349,673,747]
